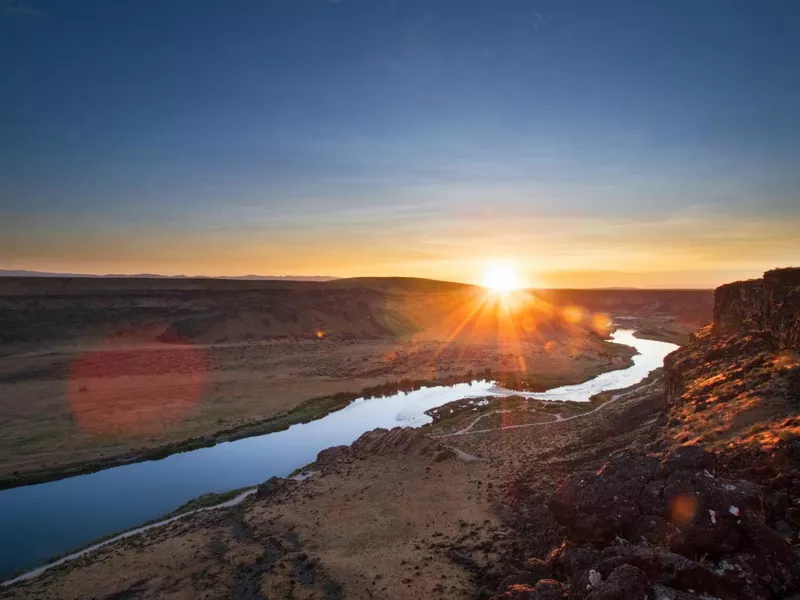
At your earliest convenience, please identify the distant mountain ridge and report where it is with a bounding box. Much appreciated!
[0,270,338,282]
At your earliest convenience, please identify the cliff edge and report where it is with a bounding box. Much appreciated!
[663,268,800,457]
[490,268,800,600]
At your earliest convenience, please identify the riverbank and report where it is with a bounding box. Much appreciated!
[0,348,634,491]
[1,279,713,488]
[1,354,673,598]
[426,367,666,437]
[1,486,260,587]
[3,374,656,587]
[0,277,718,594]
[3,364,657,589]
[0,328,671,583]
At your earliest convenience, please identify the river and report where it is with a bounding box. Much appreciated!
[0,328,677,580]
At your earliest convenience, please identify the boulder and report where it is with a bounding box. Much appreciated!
[548,451,659,543]
[498,558,555,591]
[544,444,800,599]
[585,564,649,600]
[734,523,800,597]
[660,445,714,474]
[255,476,295,500]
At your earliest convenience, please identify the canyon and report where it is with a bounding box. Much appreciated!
[5,271,797,599]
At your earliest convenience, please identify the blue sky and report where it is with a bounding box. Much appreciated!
[2,0,799,286]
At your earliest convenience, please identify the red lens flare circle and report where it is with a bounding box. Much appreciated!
[68,336,210,436]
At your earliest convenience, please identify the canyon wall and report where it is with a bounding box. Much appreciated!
[713,267,800,349]
[662,266,800,473]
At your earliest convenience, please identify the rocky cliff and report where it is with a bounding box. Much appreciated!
[489,269,800,600]
[713,268,800,349]
[663,267,800,453]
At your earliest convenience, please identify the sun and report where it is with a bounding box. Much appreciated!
[481,262,521,293]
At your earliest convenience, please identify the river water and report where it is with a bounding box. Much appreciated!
[499,329,676,402]
[0,329,677,580]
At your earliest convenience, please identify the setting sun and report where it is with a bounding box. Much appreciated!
[481,263,521,292]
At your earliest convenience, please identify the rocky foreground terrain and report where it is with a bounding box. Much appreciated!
[3,270,795,599]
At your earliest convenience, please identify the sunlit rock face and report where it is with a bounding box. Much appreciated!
[662,268,800,453]
[713,268,800,349]
[762,269,800,350]
[657,268,800,574]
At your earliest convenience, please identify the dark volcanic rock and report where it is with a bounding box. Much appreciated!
[585,564,649,600]
[548,450,659,544]
[548,542,736,598]
[490,580,568,600]
[596,545,730,597]
[525,557,553,582]
[714,268,800,349]
[734,523,800,597]
[255,476,296,500]
[316,427,449,470]
[660,444,715,474]
[548,444,767,556]
[548,542,602,593]
[434,447,458,462]
[523,442,800,599]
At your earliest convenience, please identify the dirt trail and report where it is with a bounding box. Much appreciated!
[438,378,661,437]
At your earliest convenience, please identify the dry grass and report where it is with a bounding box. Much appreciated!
[0,335,628,479]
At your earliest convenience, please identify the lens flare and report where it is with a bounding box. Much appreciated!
[68,330,210,436]
[669,494,698,527]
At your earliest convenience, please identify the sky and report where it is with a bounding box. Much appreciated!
[1,0,799,288]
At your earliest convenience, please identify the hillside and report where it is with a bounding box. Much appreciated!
[0,276,712,349]
[0,270,337,281]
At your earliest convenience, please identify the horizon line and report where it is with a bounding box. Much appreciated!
[0,269,717,291]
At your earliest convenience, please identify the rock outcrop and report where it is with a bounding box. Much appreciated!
[663,268,800,453]
[713,268,800,348]
[491,268,800,600]
[315,427,460,472]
